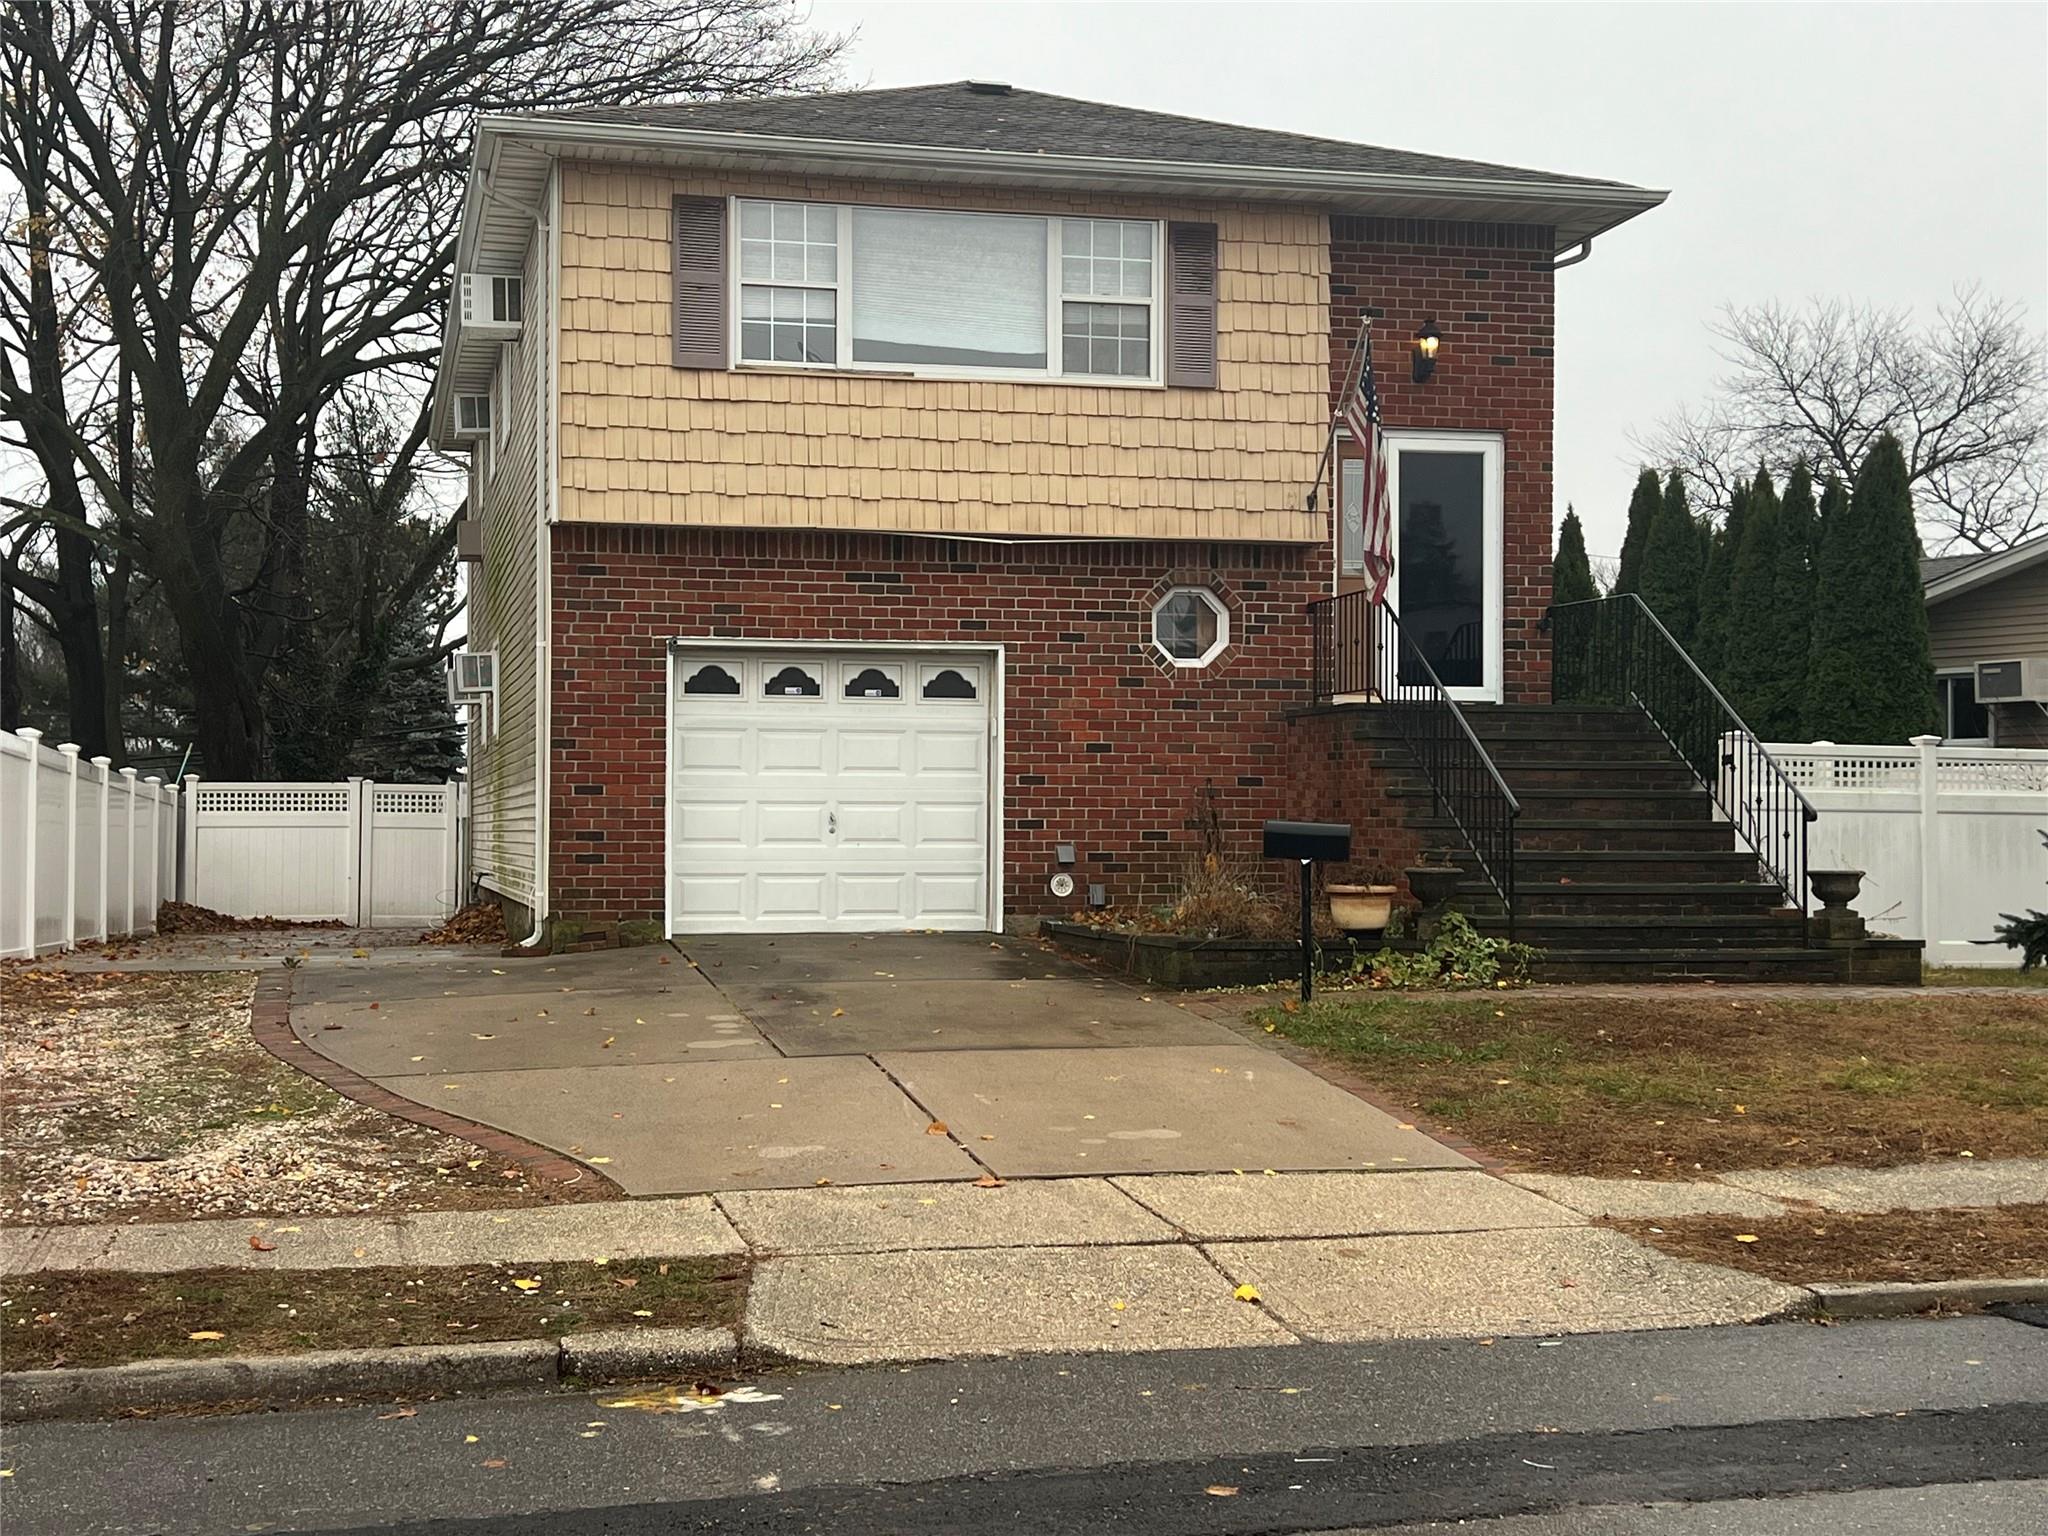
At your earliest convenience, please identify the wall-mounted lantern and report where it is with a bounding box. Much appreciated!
[1412,319,1441,384]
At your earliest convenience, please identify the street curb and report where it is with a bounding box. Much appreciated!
[1,1327,740,1423]
[1806,1276,2048,1319]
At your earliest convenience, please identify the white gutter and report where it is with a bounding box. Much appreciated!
[473,113,1670,224]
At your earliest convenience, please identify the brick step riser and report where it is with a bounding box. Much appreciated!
[1527,954,1849,983]
[1415,824,1740,854]
[1431,851,1769,883]
[1480,928,1807,951]
[1381,766,1700,793]
[1391,791,1716,822]
[1472,894,1790,918]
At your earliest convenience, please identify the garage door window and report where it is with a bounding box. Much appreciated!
[764,664,821,697]
[921,666,979,701]
[682,662,741,695]
[844,664,902,699]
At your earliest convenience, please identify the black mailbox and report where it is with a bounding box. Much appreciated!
[1263,820,1353,863]
[1264,818,1354,1003]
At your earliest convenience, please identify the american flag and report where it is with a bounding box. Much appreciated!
[1342,343,1394,603]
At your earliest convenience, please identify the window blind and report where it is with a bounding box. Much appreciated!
[850,208,1048,369]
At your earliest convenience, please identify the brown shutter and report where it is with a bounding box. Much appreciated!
[1164,221,1219,388]
[672,195,727,369]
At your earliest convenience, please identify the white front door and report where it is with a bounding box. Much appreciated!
[667,649,995,934]
[1384,431,1504,704]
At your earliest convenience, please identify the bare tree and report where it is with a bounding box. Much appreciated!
[1633,288,2046,551]
[1,0,843,772]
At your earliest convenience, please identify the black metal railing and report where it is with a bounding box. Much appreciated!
[1309,590,1521,933]
[1548,593,1817,915]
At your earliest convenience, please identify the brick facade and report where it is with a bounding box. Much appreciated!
[547,524,1370,927]
[1329,218,1556,702]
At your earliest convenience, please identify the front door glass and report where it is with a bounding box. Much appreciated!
[1396,449,1487,691]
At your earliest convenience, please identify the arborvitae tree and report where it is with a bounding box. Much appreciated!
[1722,468,1782,723]
[1763,461,1819,738]
[1638,469,1704,645]
[1692,481,1750,681]
[1614,469,1662,595]
[1806,434,1939,741]
[1552,506,1599,606]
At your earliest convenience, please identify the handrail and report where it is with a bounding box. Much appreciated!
[1546,592,1818,916]
[1308,590,1521,934]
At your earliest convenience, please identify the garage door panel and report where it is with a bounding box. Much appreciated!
[675,801,747,847]
[674,728,747,774]
[757,801,829,845]
[838,802,907,846]
[672,649,993,935]
[758,730,827,774]
[916,730,984,775]
[757,874,830,919]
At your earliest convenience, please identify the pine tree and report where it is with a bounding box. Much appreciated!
[1806,434,1939,741]
[1762,461,1819,738]
[1721,467,1782,724]
[1692,481,1750,682]
[1638,469,1703,645]
[1552,506,1598,606]
[1614,469,1661,595]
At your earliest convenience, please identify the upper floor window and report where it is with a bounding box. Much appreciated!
[732,199,1161,383]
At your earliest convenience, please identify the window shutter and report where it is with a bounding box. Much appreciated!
[1164,221,1219,388]
[672,196,728,369]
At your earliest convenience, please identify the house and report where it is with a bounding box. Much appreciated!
[1921,537,2048,747]
[431,81,1668,945]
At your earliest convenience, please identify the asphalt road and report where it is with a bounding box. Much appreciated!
[4,1316,2046,1534]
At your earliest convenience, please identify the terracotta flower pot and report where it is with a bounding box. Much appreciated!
[1327,883,1398,933]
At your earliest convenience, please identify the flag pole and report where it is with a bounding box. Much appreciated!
[1306,311,1374,513]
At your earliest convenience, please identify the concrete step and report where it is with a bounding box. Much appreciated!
[1461,882,1790,917]
[1391,785,1716,821]
[1524,948,1855,983]
[1412,818,1740,854]
[1473,912,1808,950]
[1429,848,1771,884]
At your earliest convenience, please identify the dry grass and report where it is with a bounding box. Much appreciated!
[1922,965,2048,989]
[1258,991,2048,1177]
[1,969,595,1226]
[1615,1204,2048,1286]
[1,1258,744,1371]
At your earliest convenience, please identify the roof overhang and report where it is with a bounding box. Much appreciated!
[430,114,1668,445]
[1924,536,2048,607]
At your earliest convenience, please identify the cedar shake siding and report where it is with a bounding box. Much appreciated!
[555,163,1329,543]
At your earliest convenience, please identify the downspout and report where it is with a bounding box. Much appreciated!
[519,164,557,948]
[1553,238,1594,270]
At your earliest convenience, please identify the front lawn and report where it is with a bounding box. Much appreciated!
[1256,992,2048,1177]
[1,969,599,1225]
[1,1258,744,1371]
[1921,965,2048,988]
[1613,1204,2048,1286]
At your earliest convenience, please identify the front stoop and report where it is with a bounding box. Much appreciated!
[1305,703,1924,985]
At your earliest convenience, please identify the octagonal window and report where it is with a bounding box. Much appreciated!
[1150,587,1229,667]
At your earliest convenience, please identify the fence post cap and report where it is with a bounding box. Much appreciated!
[120,765,140,779]
[183,773,201,784]
[16,727,42,741]
[1908,734,1943,747]
[91,754,112,767]
[58,741,81,757]
[144,775,162,786]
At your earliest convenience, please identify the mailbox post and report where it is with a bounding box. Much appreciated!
[1262,820,1353,1003]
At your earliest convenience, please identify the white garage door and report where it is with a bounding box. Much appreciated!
[668,650,995,934]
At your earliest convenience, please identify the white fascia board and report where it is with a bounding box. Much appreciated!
[1924,537,2048,606]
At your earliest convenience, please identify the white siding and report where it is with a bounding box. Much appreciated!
[466,178,551,909]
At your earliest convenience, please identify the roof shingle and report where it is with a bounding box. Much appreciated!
[526,81,1640,191]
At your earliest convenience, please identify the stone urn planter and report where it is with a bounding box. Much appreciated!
[1326,883,1398,934]
[1807,868,1868,943]
[1405,864,1465,944]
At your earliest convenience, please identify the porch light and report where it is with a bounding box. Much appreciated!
[1412,319,1441,384]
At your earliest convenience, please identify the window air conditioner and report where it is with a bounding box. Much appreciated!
[1974,657,2048,704]
[459,273,523,336]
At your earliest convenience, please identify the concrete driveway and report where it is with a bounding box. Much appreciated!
[291,933,1467,1195]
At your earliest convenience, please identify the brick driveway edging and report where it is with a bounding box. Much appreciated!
[247,970,621,1198]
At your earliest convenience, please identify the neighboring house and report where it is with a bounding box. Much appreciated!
[1921,537,2048,748]
[431,82,1664,942]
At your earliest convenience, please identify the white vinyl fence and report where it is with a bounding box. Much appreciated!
[1765,736,2048,967]
[1,728,180,959]
[184,778,462,928]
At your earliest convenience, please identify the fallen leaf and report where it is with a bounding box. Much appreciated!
[830,1008,846,1017]
[353,1247,368,1258]
[465,1434,479,1444]
[1205,1485,1240,1497]
[589,1156,613,1165]
[376,1407,417,1420]
[1734,1234,1760,1244]
[470,1033,496,1041]
[352,948,369,958]
[925,1121,948,1136]
[248,1236,277,1252]
[511,1276,542,1291]
[632,1309,654,1318]
[188,1330,225,1341]
[974,1173,1005,1188]
[482,1459,507,1469]
[1232,1284,1261,1304]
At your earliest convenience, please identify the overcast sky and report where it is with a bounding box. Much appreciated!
[808,0,2048,560]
